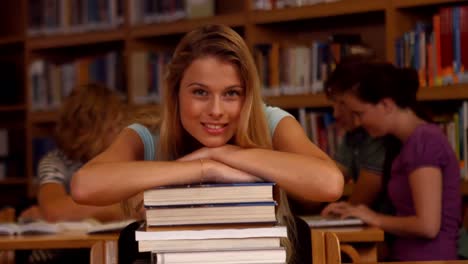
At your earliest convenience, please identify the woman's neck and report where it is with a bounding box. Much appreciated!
[391,108,426,142]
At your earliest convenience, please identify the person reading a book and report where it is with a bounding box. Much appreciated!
[322,61,461,261]
[20,84,129,223]
[71,24,344,263]
[321,56,398,217]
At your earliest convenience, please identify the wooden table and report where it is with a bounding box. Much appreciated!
[311,226,384,263]
[0,232,119,264]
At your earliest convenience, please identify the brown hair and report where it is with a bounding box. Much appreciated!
[55,83,128,162]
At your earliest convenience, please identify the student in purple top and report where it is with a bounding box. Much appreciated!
[324,61,462,261]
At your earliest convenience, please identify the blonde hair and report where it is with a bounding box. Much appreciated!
[158,24,271,160]
[153,24,297,263]
[55,83,127,162]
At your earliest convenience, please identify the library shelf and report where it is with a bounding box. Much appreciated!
[0,35,24,46]
[393,0,467,8]
[417,84,468,101]
[250,0,386,24]
[264,84,468,109]
[130,13,246,39]
[29,111,58,124]
[461,182,468,196]
[27,29,126,50]
[265,93,330,109]
[0,105,25,112]
[0,178,28,185]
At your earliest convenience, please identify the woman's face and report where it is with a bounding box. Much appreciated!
[331,95,358,131]
[178,56,245,147]
[341,92,388,137]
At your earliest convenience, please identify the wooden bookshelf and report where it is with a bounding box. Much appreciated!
[0,178,28,186]
[265,93,330,109]
[27,29,126,50]
[250,0,386,24]
[0,0,465,203]
[131,13,246,38]
[0,105,25,112]
[392,0,466,8]
[0,35,24,46]
[417,84,468,101]
[265,84,468,109]
[29,111,59,124]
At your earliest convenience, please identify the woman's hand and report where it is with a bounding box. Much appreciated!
[321,201,350,217]
[321,202,380,226]
[201,159,263,183]
[341,204,380,226]
[19,205,43,222]
[178,145,242,162]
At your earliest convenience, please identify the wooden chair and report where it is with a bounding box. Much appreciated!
[325,232,341,264]
[0,207,15,264]
[0,207,15,222]
[311,229,342,264]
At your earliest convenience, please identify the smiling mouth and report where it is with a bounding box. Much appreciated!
[202,123,228,129]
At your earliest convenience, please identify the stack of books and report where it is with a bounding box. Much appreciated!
[136,182,288,264]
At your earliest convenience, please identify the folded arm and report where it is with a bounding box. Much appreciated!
[39,183,125,222]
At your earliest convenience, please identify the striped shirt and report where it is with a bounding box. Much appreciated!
[38,150,82,194]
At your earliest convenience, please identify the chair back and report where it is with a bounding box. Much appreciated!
[325,232,341,264]
[0,207,15,222]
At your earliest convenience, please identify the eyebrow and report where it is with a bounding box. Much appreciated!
[187,82,244,90]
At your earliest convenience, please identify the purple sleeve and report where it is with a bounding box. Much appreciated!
[402,128,450,173]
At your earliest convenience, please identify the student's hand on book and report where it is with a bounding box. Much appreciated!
[202,159,263,183]
[19,205,43,223]
[339,204,379,226]
[321,201,350,218]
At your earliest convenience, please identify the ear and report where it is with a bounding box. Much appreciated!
[379,98,396,114]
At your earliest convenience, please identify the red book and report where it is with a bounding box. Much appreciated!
[440,7,454,76]
[460,6,468,72]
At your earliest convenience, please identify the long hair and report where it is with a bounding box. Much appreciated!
[157,24,271,160]
[150,25,296,263]
[55,83,128,162]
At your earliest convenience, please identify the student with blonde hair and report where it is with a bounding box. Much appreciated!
[72,24,344,263]
[20,83,129,223]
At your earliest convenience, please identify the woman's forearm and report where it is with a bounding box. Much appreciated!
[376,214,440,239]
[213,147,343,202]
[71,160,203,206]
[41,196,125,222]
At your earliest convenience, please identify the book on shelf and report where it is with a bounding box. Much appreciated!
[0,219,135,236]
[300,215,364,228]
[145,202,277,226]
[143,182,275,206]
[150,248,286,264]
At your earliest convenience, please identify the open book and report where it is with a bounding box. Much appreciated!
[300,215,364,228]
[0,219,135,236]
